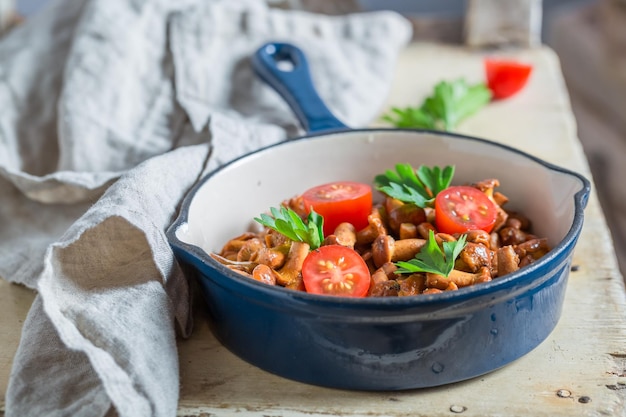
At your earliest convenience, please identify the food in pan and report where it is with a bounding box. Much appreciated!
[212,163,550,298]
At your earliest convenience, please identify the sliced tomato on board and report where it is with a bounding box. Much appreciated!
[434,186,498,234]
[485,59,533,100]
[302,245,371,297]
[301,181,372,236]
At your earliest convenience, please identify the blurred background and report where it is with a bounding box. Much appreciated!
[2,0,624,275]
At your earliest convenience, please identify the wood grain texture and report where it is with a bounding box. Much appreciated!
[0,281,34,412]
[464,0,543,47]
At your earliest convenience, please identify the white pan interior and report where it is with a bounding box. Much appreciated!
[177,130,584,255]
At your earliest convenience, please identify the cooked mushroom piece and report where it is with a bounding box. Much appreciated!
[398,222,418,240]
[355,212,387,245]
[220,232,260,260]
[463,229,492,248]
[282,195,307,217]
[275,241,310,287]
[251,264,278,285]
[253,245,289,269]
[496,245,520,276]
[387,203,426,235]
[383,197,404,217]
[426,266,492,290]
[236,238,265,262]
[371,262,398,284]
[264,228,291,248]
[416,222,437,240]
[457,242,495,273]
[516,238,550,259]
[371,235,426,268]
[323,222,357,248]
[368,280,401,297]
[499,224,530,246]
[398,274,427,296]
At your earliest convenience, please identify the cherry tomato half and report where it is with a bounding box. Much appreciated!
[301,181,372,236]
[434,186,498,234]
[485,58,533,100]
[302,245,371,297]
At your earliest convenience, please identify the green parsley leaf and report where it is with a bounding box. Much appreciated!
[381,107,436,129]
[416,165,455,197]
[374,163,454,208]
[394,230,467,277]
[255,206,324,249]
[381,79,492,131]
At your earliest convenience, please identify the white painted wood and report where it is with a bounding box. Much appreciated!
[2,43,626,417]
[0,0,16,34]
[267,0,361,15]
[465,0,543,47]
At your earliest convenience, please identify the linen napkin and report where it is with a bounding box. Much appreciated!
[0,0,412,416]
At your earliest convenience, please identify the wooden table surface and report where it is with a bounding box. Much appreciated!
[2,42,626,417]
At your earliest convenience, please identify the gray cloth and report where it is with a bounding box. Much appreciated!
[0,0,412,415]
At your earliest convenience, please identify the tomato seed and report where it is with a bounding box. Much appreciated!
[324,260,336,270]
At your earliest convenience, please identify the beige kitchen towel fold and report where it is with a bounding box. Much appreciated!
[0,0,412,416]
[7,143,212,417]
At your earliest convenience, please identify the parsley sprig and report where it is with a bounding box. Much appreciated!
[381,79,492,131]
[395,230,467,277]
[374,163,454,208]
[254,206,324,249]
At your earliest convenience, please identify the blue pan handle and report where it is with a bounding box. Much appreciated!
[252,42,348,133]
